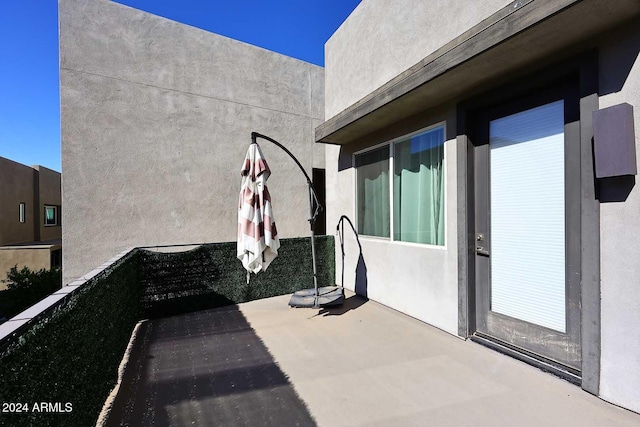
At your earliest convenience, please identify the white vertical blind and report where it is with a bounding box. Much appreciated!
[490,100,566,332]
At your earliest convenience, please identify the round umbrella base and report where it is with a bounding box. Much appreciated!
[288,286,344,308]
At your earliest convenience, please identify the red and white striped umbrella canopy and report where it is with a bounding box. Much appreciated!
[237,143,280,275]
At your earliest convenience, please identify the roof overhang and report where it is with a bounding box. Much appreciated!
[316,0,640,145]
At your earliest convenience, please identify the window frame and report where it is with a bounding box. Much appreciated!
[50,249,62,269]
[44,205,58,227]
[353,122,447,247]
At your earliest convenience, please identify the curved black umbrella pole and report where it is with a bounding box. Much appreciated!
[251,132,322,226]
[251,132,322,301]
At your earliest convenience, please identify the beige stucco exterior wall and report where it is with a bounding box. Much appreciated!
[0,160,61,285]
[0,160,61,246]
[596,20,640,414]
[60,0,324,284]
[0,157,36,246]
[324,0,512,119]
[36,166,62,242]
[0,247,54,289]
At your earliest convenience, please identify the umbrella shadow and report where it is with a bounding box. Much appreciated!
[336,215,368,299]
[316,215,368,318]
[105,305,317,427]
[354,253,368,298]
[319,294,367,316]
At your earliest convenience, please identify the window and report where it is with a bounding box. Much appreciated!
[44,206,58,226]
[355,125,445,245]
[19,203,25,223]
[51,249,62,269]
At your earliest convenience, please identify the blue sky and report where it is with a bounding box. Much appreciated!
[0,0,361,173]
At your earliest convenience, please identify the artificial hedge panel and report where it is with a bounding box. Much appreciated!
[0,236,336,425]
[139,235,335,318]
[0,251,142,427]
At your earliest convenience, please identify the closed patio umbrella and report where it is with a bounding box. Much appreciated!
[245,132,344,308]
[237,142,280,282]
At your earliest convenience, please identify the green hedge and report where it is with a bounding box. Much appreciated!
[140,235,335,318]
[0,251,141,427]
[0,236,335,426]
[0,266,62,320]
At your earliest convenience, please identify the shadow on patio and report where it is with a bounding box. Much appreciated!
[0,236,336,427]
[104,305,316,426]
[2,236,640,426]
[104,292,640,427]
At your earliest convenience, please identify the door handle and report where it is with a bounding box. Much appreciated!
[475,246,490,257]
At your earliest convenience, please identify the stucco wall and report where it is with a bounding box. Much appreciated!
[0,248,53,289]
[596,20,640,414]
[324,0,511,119]
[327,106,459,335]
[323,0,513,337]
[0,157,36,246]
[323,0,640,414]
[59,0,324,283]
[36,166,62,242]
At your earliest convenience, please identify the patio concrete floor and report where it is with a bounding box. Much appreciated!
[107,292,640,426]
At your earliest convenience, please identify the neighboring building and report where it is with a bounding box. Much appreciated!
[59,0,325,285]
[318,0,640,416]
[0,157,62,288]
